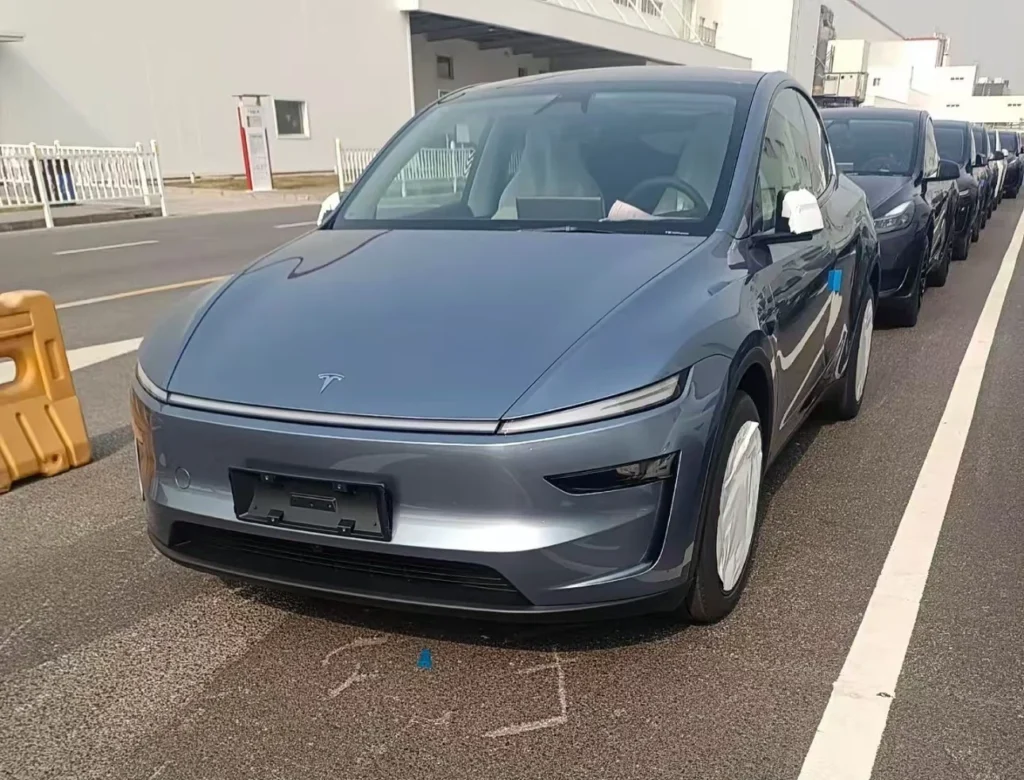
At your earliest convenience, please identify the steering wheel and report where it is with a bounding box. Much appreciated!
[622,176,710,217]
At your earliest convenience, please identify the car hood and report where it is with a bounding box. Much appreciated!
[164,228,704,421]
[847,174,914,217]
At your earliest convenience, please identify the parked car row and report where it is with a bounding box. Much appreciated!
[137,67,1016,628]
[821,108,1023,327]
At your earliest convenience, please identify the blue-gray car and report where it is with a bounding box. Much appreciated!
[133,67,880,623]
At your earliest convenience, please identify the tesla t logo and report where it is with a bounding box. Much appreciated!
[318,373,345,393]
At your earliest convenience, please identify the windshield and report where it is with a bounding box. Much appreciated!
[332,85,752,235]
[934,126,968,166]
[998,131,1020,154]
[824,117,917,175]
[972,126,988,156]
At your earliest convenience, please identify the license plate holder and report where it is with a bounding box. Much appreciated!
[228,469,391,541]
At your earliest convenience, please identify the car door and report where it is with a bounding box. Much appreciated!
[795,94,852,373]
[920,116,949,268]
[750,88,834,436]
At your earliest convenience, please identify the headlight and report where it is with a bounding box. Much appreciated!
[498,374,684,435]
[135,363,168,403]
[873,201,914,233]
[958,188,971,197]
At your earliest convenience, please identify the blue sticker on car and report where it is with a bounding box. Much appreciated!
[828,269,842,292]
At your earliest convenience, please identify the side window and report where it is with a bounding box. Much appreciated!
[754,89,815,230]
[967,129,976,164]
[796,94,830,197]
[923,119,940,177]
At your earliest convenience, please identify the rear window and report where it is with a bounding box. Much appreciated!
[934,126,967,165]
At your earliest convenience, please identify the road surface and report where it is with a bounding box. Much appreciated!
[1,203,1022,780]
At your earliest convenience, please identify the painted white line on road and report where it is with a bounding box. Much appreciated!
[53,240,159,256]
[798,208,1024,779]
[274,220,316,229]
[55,276,229,310]
[0,338,142,384]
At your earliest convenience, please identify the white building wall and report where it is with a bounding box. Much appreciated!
[867,39,943,71]
[912,65,977,99]
[410,37,549,112]
[0,0,416,177]
[929,96,1024,125]
[829,39,870,73]
[865,66,914,105]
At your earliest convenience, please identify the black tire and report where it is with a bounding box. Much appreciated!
[683,391,763,624]
[827,287,875,421]
[971,213,981,242]
[1009,187,1019,200]
[928,235,951,287]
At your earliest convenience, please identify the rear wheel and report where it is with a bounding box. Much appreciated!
[683,391,763,624]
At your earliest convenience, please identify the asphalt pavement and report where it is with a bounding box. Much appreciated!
[1,203,1022,780]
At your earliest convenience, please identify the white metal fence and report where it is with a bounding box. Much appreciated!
[335,140,524,196]
[540,0,705,44]
[0,140,167,227]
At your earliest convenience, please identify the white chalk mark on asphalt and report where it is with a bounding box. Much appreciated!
[326,663,378,699]
[359,711,453,765]
[0,337,142,384]
[53,240,159,256]
[274,221,316,229]
[798,206,1024,779]
[321,636,388,667]
[0,617,33,653]
[147,761,171,779]
[55,276,229,310]
[483,651,570,738]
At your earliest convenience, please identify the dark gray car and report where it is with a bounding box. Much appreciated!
[823,107,959,327]
[133,67,880,623]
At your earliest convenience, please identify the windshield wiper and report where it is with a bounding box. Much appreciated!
[524,224,690,236]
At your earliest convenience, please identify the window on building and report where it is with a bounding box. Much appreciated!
[947,103,960,108]
[437,55,454,80]
[518,67,528,78]
[274,99,308,137]
[872,77,882,87]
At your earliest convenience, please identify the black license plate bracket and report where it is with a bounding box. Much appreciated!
[228,469,392,541]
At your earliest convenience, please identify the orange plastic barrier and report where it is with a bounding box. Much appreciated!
[0,290,91,494]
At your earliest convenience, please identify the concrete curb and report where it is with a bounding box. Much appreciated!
[0,207,162,234]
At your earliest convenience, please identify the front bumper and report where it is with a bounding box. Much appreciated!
[132,361,728,618]
[875,225,925,299]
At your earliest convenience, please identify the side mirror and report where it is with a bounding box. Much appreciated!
[317,191,343,227]
[976,154,986,168]
[927,159,961,182]
[993,151,1006,161]
[753,189,823,245]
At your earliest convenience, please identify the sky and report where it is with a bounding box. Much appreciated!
[828,0,1022,89]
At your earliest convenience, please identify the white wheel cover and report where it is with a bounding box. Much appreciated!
[716,419,763,592]
[854,296,874,403]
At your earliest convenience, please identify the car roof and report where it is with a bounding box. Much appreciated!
[820,106,926,122]
[441,66,772,101]
[933,119,972,129]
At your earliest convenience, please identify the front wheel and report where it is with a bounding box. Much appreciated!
[826,290,875,421]
[890,241,927,328]
[683,391,763,624]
